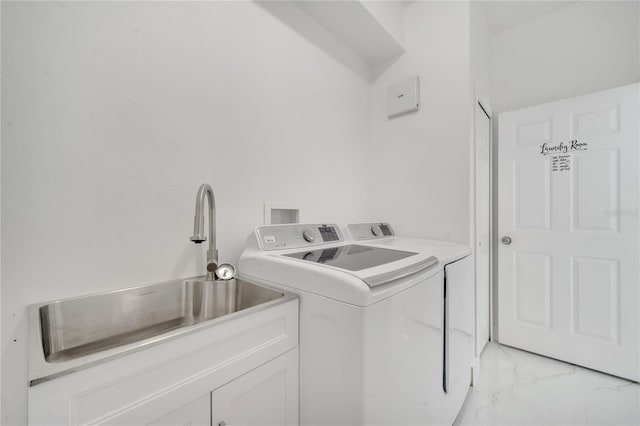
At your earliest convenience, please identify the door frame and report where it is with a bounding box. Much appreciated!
[469,91,494,366]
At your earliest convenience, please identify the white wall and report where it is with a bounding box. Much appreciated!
[470,3,491,106]
[0,2,372,423]
[368,1,471,243]
[491,1,640,113]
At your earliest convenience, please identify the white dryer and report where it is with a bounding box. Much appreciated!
[239,223,447,425]
[345,222,474,426]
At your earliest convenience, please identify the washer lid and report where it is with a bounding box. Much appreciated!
[282,244,438,287]
[284,244,415,271]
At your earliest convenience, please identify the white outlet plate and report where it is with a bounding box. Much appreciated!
[387,76,420,118]
[264,202,301,225]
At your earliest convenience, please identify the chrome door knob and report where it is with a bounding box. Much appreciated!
[501,236,512,245]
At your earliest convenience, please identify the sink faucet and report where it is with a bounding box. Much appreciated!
[190,183,218,279]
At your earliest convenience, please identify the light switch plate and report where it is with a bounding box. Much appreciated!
[386,76,420,118]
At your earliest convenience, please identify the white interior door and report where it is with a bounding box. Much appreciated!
[475,102,491,356]
[497,83,639,381]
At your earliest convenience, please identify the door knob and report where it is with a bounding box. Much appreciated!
[501,236,512,245]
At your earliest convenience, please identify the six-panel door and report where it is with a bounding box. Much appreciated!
[498,83,639,381]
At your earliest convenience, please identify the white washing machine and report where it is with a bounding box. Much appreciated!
[239,223,448,425]
[345,222,474,425]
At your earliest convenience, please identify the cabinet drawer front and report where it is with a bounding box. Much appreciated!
[146,394,210,426]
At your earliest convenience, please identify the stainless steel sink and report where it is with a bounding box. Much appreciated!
[29,277,295,385]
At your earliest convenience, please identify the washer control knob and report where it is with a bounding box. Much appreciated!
[302,230,315,242]
[370,226,380,236]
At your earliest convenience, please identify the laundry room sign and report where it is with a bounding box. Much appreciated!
[539,139,589,172]
[540,140,589,155]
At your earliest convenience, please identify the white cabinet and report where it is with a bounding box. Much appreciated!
[28,298,298,426]
[144,349,299,426]
[147,395,211,426]
[211,349,298,426]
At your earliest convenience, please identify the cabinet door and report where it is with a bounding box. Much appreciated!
[211,349,298,426]
[146,394,210,426]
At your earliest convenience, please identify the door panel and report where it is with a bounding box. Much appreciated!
[514,252,551,328]
[498,83,639,381]
[571,150,618,232]
[515,119,552,146]
[514,158,551,230]
[571,105,619,137]
[570,256,618,342]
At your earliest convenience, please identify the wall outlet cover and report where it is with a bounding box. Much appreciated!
[264,202,301,225]
[387,76,420,118]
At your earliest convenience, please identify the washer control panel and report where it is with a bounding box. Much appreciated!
[257,223,344,251]
[347,222,395,241]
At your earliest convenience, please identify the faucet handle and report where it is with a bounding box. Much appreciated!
[206,248,219,280]
[206,260,218,280]
[207,261,218,273]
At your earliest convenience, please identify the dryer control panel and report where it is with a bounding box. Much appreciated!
[347,222,395,241]
[256,223,344,251]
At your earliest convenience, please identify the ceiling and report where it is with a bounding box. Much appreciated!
[480,1,576,35]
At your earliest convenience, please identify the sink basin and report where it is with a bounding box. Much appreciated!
[29,277,295,385]
[39,279,284,363]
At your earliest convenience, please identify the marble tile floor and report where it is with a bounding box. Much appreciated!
[455,342,639,426]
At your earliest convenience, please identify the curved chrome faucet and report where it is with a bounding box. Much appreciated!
[190,184,218,279]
